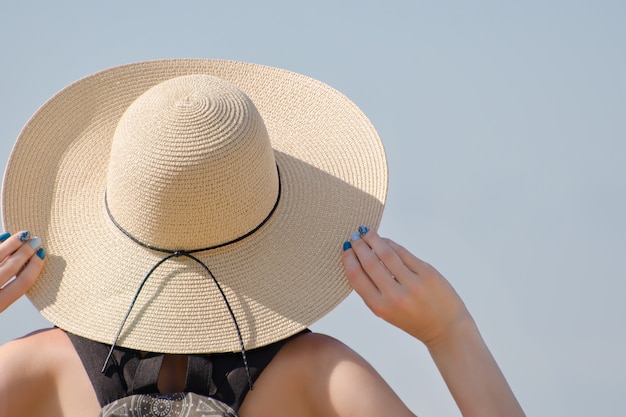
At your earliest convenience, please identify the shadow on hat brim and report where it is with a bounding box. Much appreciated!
[2,59,387,353]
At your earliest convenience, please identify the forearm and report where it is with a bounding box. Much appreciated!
[427,317,525,417]
[343,231,525,416]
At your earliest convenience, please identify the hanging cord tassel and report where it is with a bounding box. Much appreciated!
[183,251,254,391]
[101,253,178,373]
[101,167,282,392]
[101,251,254,390]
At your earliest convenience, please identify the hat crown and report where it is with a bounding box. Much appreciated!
[106,74,279,250]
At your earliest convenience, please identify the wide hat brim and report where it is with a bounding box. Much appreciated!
[2,59,387,353]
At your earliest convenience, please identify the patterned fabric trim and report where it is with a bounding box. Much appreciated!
[99,392,238,417]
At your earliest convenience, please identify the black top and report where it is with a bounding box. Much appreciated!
[66,329,309,413]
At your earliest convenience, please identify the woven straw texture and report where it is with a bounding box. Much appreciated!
[2,59,387,353]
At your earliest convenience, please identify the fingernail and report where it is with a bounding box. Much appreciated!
[343,241,352,251]
[28,236,41,250]
[358,225,369,236]
[0,232,10,242]
[19,230,31,242]
[350,232,361,242]
[36,247,46,260]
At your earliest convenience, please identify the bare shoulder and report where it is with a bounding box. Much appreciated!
[0,328,100,417]
[0,327,83,376]
[0,328,61,416]
[240,332,415,417]
[0,328,64,381]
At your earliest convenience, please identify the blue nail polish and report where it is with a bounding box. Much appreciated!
[350,232,361,242]
[36,247,46,260]
[19,230,31,242]
[0,232,10,242]
[358,225,370,236]
[28,236,41,249]
[343,241,352,251]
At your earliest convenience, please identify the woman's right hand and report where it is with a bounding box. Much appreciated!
[0,231,46,313]
[342,227,526,417]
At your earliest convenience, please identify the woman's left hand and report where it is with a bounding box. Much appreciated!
[341,226,470,348]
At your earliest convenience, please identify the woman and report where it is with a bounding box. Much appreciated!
[0,60,525,417]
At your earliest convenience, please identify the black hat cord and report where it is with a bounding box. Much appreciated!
[101,167,282,392]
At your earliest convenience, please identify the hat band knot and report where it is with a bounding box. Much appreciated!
[101,166,283,391]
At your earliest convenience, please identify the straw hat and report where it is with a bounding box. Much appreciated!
[2,59,387,353]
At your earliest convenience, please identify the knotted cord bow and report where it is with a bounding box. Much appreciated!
[101,167,282,392]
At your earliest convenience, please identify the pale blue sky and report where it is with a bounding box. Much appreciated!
[1,1,625,415]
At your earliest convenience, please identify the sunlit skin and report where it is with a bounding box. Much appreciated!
[0,229,525,417]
